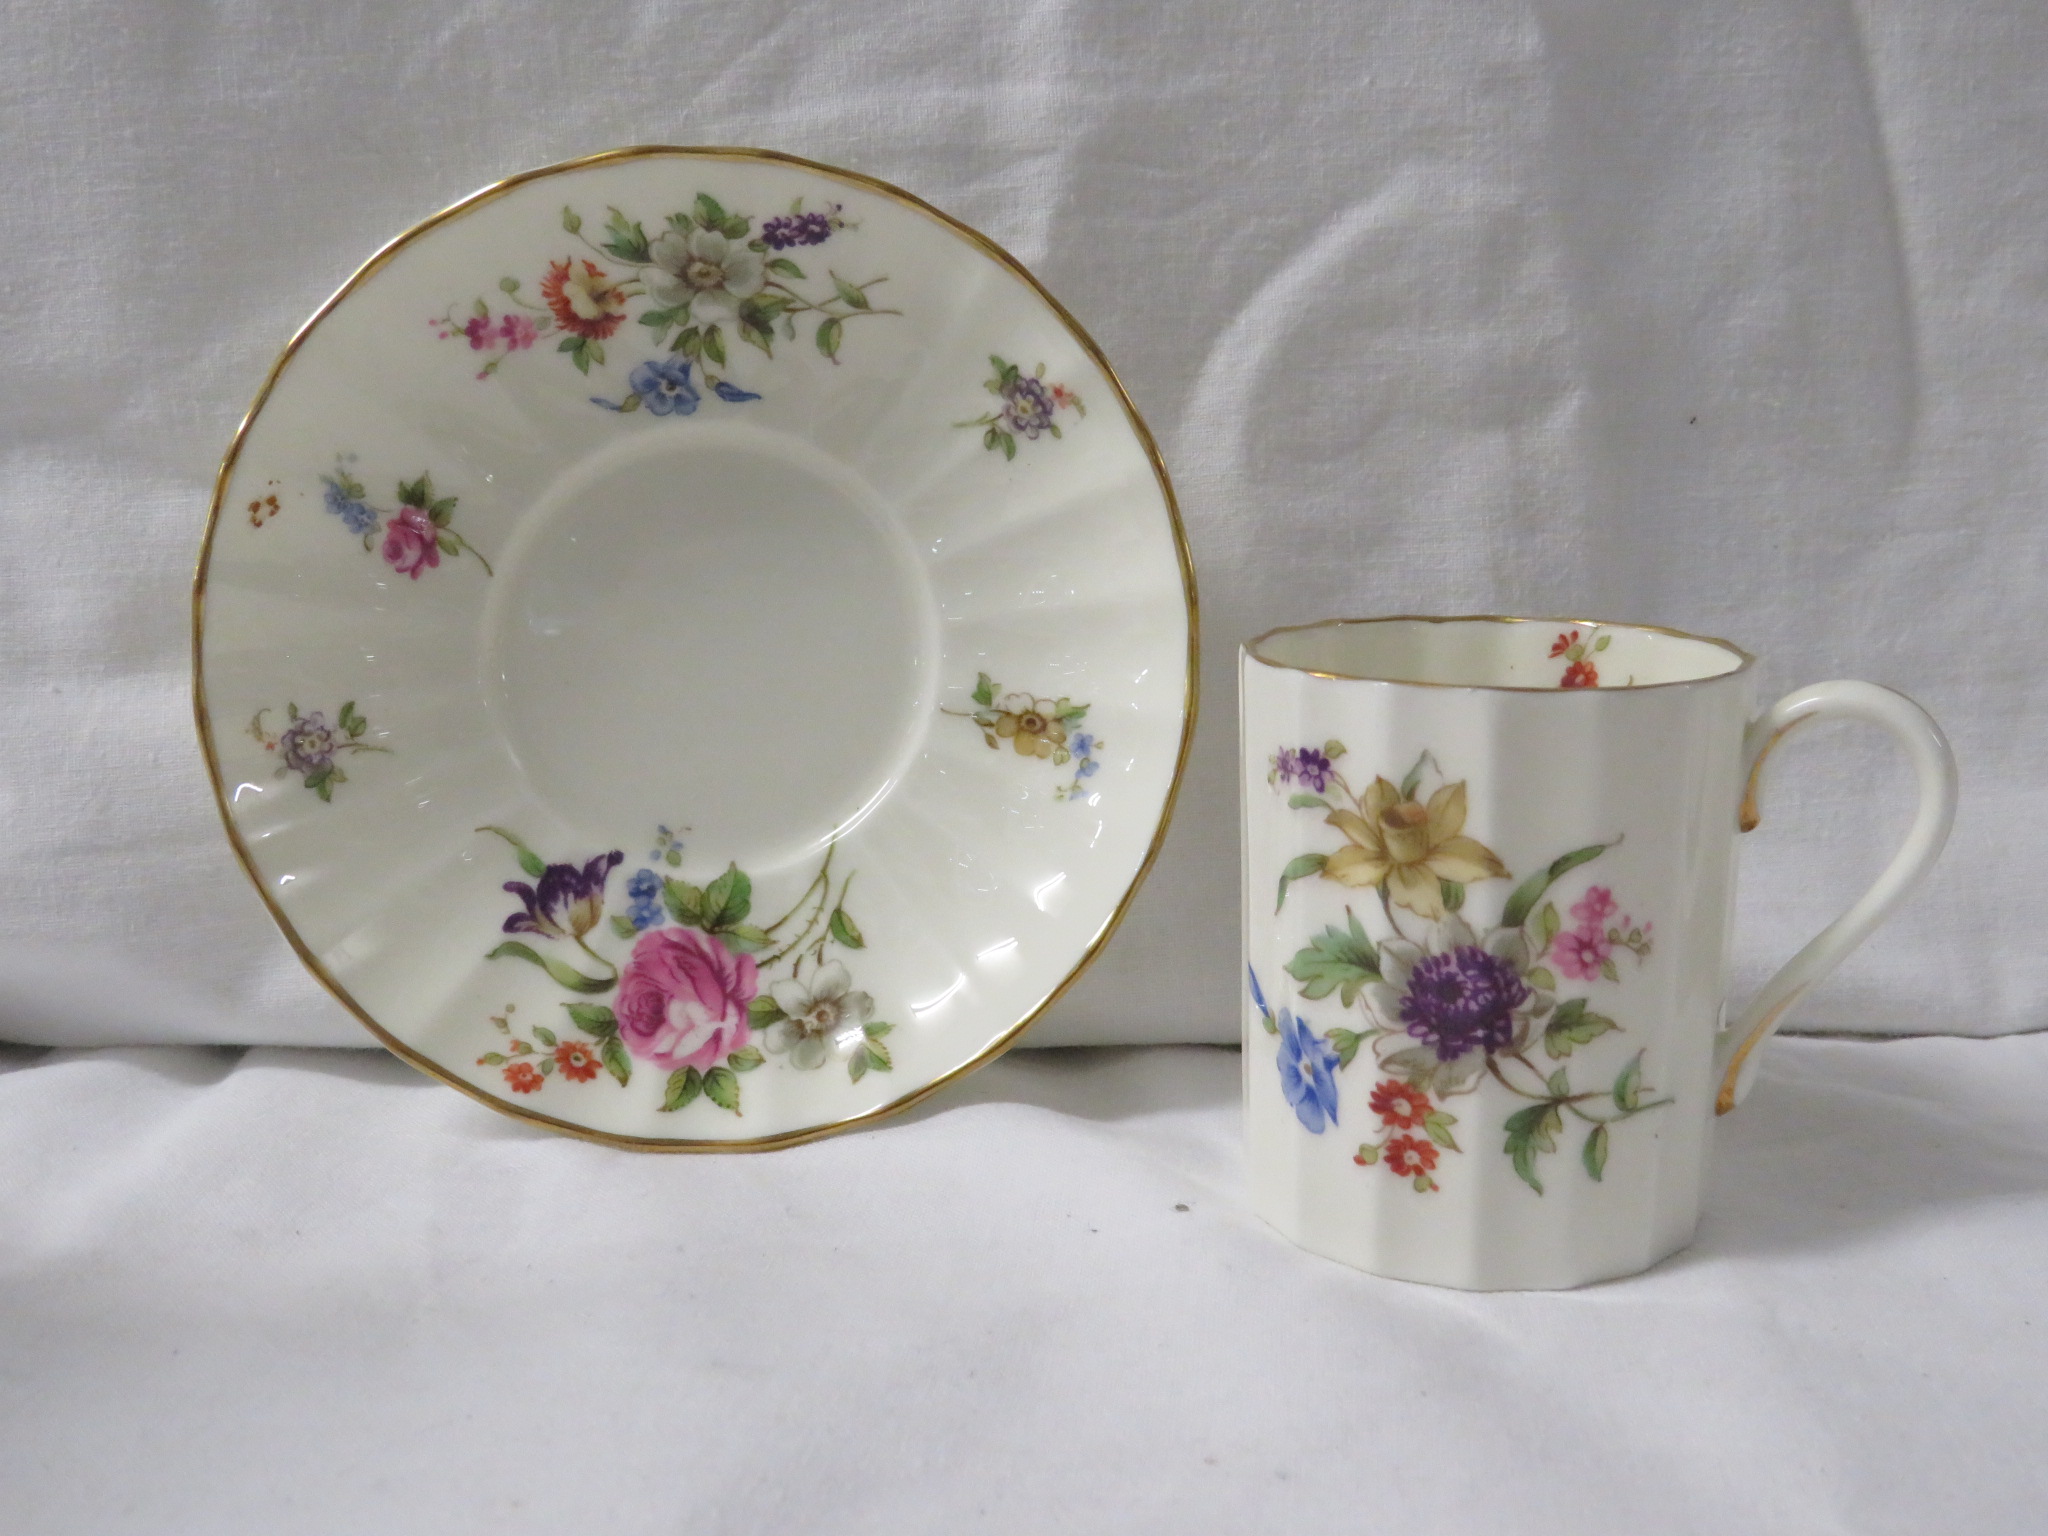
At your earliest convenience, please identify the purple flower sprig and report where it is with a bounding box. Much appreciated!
[1273,745,1336,793]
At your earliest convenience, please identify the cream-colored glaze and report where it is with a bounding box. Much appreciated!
[1241,617,1954,1289]
[195,148,1195,1149]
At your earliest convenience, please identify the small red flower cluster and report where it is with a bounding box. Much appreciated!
[1355,1079,1445,1188]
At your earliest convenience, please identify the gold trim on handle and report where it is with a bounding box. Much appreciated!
[192,145,1199,1153]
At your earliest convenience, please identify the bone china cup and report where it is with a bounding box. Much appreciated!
[1240,616,1957,1290]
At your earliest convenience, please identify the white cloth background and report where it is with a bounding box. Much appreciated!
[0,0,2039,1050]
[3,1034,2045,1534]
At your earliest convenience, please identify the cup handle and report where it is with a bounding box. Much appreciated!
[1713,680,1958,1114]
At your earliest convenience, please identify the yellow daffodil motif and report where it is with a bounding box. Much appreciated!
[1323,777,1509,920]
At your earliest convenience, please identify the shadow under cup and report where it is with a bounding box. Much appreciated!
[1240,615,1763,1290]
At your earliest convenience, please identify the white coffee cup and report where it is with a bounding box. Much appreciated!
[1240,616,1956,1290]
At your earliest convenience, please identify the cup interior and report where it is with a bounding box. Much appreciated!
[1246,616,1750,690]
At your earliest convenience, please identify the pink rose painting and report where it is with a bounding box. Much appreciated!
[616,927,757,1071]
[381,504,442,579]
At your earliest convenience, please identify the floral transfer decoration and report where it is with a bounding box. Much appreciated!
[320,455,493,578]
[1259,746,1668,1193]
[473,827,894,1117]
[432,194,900,414]
[947,672,1100,800]
[248,701,388,801]
[1550,628,1610,688]
[956,356,1084,459]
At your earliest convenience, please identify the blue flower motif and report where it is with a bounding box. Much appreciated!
[1248,965,1270,1019]
[1075,757,1100,779]
[712,380,762,403]
[626,867,664,931]
[1070,732,1096,758]
[1277,1009,1341,1133]
[629,358,701,416]
[321,477,376,535]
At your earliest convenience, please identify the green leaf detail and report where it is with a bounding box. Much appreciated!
[561,206,582,234]
[602,206,650,262]
[1600,957,1620,983]
[1323,739,1346,760]
[829,907,866,949]
[601,1036,631,1087]
[833,275,871,310]
[1613,1053,1644,1112]
[720,924,771,954]
[748,996,789,1027]
[1542,998,1619,1059]
[728,1046,765,1073]
[1288,793,1330,809]
[1526,966,1557,991]
[564,1004,618,1038]
[1354,1143,1380,1165]
[702,324,727,367]
[1398,751,1429,801]
[435,534,458,556]
[1503,1102,1563,1193]
[1325,1028,1362,1068]
[480,826,547,880]
[1545,1067,1571,1097]
[478,1052,506,1066]
[610,914,638,940]
[702,1065,740,1114]
[864,1022,894,1040]
[1423,1110,1460,1151]
[767,257,805,278]
[702,863,751,930]
[1275,853,1328,914]
[483,942,616,994]
[661,1067,703,1113]
[999,431,1016,460]
[1537,902,1562,951]
[1583,1123,1609,1181]
[1594,634,1612,651]
[532,1025,558,1048]
[972,672,996,708]
[1440,879,1465,912]
[663,877,706,927]
[816,317,843,359]
[849,1050,868,1083]
[1501,842,1615,930]
[1284,911,1381,1005]
[693,193,729,230]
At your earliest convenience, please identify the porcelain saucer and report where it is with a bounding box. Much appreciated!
[195,147,1196,1149]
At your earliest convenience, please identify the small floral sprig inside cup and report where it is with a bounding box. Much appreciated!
[1550,628,1611,688]
[320,455,494,580]
[956,356,1084,459]
[248,701,389,801]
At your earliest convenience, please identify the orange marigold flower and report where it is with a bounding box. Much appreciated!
[1384,1135,1438,1177]
[555,1040,601,1082]
[1368,1079,1432,1130]
[1560,658,1599,688]
[503,1061,545,1094]
[540,258,629,340]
